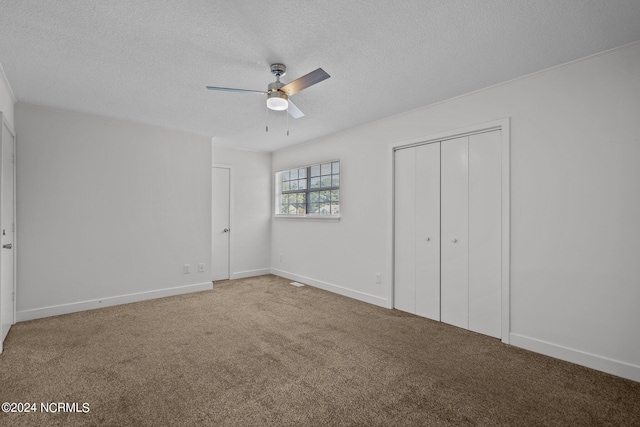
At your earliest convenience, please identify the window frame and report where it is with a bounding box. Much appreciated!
[275,160,340,219]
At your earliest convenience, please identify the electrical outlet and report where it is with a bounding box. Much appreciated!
[375,273,381,284]
[183,264,190,274]
[198,263,205,272]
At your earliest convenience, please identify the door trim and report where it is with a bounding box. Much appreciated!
[388,118,510,343]
[212,164,233,281]
[0,113,16,350]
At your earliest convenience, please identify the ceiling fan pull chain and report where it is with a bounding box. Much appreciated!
[266,106,269,132]
[286,106,290,136]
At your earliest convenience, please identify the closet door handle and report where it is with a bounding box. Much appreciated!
[452,238,458,243]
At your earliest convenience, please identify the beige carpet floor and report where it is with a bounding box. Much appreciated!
[1,274,639,426]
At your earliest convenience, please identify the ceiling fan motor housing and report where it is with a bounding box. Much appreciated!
[269,64,288,102]
[267,76,289,111]
[268,81,285,92]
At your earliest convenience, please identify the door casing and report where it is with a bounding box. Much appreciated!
[0,113,16,353]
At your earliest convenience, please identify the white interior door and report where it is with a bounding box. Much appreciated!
[394,147,416,313]
[440,136,469,330]
[468,130,502,338]
[0,118,15,351]
[415,142,441,320]
[212,167,230,281]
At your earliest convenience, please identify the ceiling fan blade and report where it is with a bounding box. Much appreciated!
[280,68,330,96]
[206,86,267,94]
[287,99,305,119]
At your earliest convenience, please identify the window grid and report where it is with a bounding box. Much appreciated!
[280,161,339,216]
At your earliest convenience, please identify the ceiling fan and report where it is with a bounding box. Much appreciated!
[206,63,330,119]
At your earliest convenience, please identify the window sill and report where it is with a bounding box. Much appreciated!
[274,214,341,221]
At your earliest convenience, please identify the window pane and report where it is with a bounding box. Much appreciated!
[298,193,307,215]
[277,161,339,217]
[331,190,340,215]
[288,197,297,214]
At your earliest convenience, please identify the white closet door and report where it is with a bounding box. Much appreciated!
[469,131,502,338]
[415,142,440,320]
[394,147,416,313]
[440,136,469,330]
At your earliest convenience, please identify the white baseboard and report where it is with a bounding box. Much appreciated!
[270,268,390,308]
[230,268,271,280]
[510,333,640,383]
[16,282,213,322]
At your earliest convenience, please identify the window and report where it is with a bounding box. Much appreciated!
[276,161,340,217]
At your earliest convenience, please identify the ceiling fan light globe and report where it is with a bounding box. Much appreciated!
[267,92,289,111]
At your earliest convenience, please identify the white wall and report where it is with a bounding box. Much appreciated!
[271,139,390,307]
[271,42,640,382]
[0,62,15,128]
[16,103,212,320]
[212,146,271,279]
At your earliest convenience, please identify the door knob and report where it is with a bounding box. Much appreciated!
[2,243,12,249]
[452,238,458,243]
[425,236,431,241]
[223,228,230,233]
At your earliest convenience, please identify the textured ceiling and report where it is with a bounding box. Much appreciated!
[1,1,640,152]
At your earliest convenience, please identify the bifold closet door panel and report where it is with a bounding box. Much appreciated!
[469,131,502,338]
[394,147,416,314]
[440,136,469,330]
[415,142,441,320]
